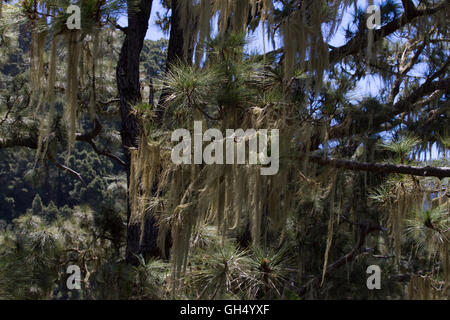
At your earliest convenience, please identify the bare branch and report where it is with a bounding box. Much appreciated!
[387,39,427,104]
[84,139,126,167]
[107,18,127,33]
[76,116,126,167]
[47,153,87,186]
[305,154,450,179]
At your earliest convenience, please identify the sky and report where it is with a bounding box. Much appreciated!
[144,1,167,41]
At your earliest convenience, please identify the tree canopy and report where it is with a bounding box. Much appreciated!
[0,0,449,300]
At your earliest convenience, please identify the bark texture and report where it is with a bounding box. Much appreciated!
[116,0,158,264]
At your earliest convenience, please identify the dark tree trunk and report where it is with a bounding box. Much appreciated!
[116,0,156,265]
[165,0,185,69]
[155,0,187,122]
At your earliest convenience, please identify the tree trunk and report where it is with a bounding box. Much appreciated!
[165,0,185,69]
[116,0,155,265]
[156,0,188,122]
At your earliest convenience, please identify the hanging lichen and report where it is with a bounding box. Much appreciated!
[30,20,47,112]
[178,0,356,86]
[65,31,81,158]
[34,34,58,167]
[321,172,338,286]
[408,274,448,300]
[88,29,99,120]
[129,139,161,227]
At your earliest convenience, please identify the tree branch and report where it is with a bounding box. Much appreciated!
[76,116,126,167]
[1,117,125,176]
[47,152,87,186]
[393,78,450,114]
[387,39,427,104]
[296,219,386,297]
[84,139,126,167]
[329,1,449,64]
[107,18,127,33]
[0,136,37,149]
[323,77,449,147]
[305,154,450,179]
